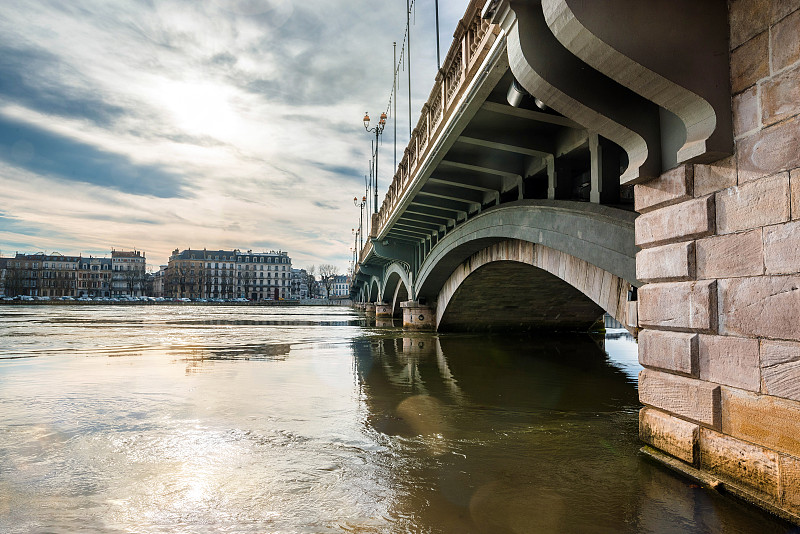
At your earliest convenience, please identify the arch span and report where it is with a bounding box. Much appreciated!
[381,263,412,311]
[436,239,634,331]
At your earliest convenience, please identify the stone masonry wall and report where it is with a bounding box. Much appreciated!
[635,0,800,522]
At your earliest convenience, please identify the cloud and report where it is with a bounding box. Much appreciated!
[0,0,466,270]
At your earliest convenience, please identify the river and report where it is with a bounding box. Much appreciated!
[0,305,793,533]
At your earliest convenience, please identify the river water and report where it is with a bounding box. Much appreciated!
[0,305,793,533]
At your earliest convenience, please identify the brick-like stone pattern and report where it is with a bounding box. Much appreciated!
[635,195,715,248]
[698,427,780,498]
[638,330,697,375]
[638,280,716,332]
[639,407,698,463]
[695,229,763,279]
[636,241,695,282]
[639,369,720,428]
[636,2,800,523]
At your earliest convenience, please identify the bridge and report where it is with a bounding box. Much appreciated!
[351,0,800,523]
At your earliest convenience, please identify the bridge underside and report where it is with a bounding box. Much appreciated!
[438,261,603,332]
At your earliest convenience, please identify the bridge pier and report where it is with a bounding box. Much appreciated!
[401,301,436,331]
[375,302,393,318]
[364,303,376,316]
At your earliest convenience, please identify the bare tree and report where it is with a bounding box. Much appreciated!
[305,266,319,298]
[318,263,338,298]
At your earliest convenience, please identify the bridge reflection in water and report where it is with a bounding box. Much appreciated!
[351,329,789,533]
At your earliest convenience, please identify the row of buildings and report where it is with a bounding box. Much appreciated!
[1,248,351,301]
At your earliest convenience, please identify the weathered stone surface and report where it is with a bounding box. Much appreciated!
[721,386,800,458]
[792,169,800,220]
[640,407,699,464]
[718,276,800,340]
[764,219,800,274]
[716,173,790,233]
[697,334,760,391]
[695,230,764,279]
[761,340,800,402]
[761,64,800,126]
[401,301,435,330]
[634,166,692,213]
[772,1,800,25]
[635,196,714,248]
[636,241,695,282]
[729,0,770,50]
[731,31,769,93]
[638,330,697,375]
[639,369,720,427]
[733,86,760,138]
[698,427,780,498]
[771,8,800,72]
[781,454,800,514]
[737,117,800,182]
[694,159,738,197]
[639,280,716,332]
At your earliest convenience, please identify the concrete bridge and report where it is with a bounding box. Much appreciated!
[351,0,800,523]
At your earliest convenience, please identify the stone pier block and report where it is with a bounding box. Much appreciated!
[730,31,769,94]
[401,301,436,331]
[639,407,699,464]
[375,302,393,318]
[792,169,800,220]
[716,172,790,231]
[695,229,763,279]
[761,64,800,126]
[761,340,800,402]
[693,160,738,197]
[639,369,721,428]
[764,219,800,274]
[698,427,780,498]
[636,241,695,282]
[721,387,800,458]
[780,454,800,515]
[634,165,692,213]
[635,195,715,248]
[718,276,800,340]
[365,303,376,315]
[639,280,717,332]
[737,117,800,182]
[697,334,760,391]
[638,330,697,375]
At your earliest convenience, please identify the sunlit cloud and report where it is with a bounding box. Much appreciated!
[0,0,465,270]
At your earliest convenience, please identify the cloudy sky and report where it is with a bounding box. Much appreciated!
[0,0,466,271]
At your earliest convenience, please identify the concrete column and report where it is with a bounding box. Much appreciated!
[547,156,570,200]
[400,301,436,331]
[375,302,392,318]
[589,134,622,204]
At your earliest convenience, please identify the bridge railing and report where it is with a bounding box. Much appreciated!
[371,0,500,241]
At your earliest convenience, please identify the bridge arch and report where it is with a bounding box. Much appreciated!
[382,263,412,316]
[367,278,380,303]
[435,239,632,331]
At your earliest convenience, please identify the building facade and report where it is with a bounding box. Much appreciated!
[111,250,146,297]
[78,257,112,298]
[329,275,351,298]
[290,268,309,300]
[165,248,293,300]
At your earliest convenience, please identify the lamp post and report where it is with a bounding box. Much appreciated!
[363,111,387,215]
[353,195,366,252]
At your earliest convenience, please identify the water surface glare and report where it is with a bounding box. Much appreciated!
[0,305,793,533]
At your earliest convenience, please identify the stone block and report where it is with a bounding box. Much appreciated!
[764,219,800,274]
[718,276,800,340]
[716,172,790,233]
[636,241,695,282]
[695,230,764,279]
[731,31,769,94]
[733,86,760,138]
[639,280,716,332]
[761,64,800,126]
[693,159,738,197]
[698,428,780,498]
[401,301,435,331]
[638,329,697,375]
[634,165,692,213]
[771,8,800,72]
[639,369,720,427]
[697,334,760,391]
[737,116,800,182]
[729,0,771,50]
[635,195,715,248]
[721,386,800,458]
[772,1,800,25]
[639,407,699,464]
[761,340,800,402]
[793,169,800,220]
[781,454,800,514]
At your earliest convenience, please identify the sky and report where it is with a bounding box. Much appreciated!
[0,0,466,272]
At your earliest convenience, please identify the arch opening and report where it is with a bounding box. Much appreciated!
[438,261,605,332]
[369,280,379,303]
